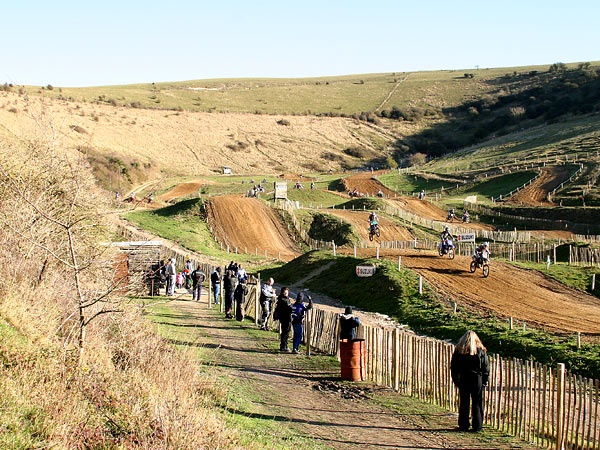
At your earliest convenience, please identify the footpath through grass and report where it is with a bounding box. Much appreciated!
[262,251,600,379]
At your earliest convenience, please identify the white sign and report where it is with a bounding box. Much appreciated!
[356,264,376,277]
[456,233,476,242]
[274,181,287,200]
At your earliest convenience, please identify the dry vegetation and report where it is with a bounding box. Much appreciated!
[0,137,240,449]
[0,92,395,191]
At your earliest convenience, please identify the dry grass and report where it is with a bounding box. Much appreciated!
[0,92,395,189]
[0,138,241,449]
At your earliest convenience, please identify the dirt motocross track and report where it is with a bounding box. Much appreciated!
[207,195,300,261]
[342,170,396,196]
[157,180,213,202]
[327,210,413,244]
[348,248,600,337]
[509,166,572,206]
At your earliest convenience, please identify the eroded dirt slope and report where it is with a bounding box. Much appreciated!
[207,195,300,260]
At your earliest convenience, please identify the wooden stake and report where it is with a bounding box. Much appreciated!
[557,363,566,450]
[577,332,581,349]
[398,255,401,270]
[419,276,423,295]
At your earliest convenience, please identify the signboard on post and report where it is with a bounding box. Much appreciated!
[456,233,476,242]
[356,264,376,277]
[274,181,287,200]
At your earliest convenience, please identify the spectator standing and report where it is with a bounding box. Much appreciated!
[450,331,489,432]
[191,266,206,302]
[259,277,276,330]
[185,259,194,288]
[339,307,361,340]
[165,259,177,296]
[291,292,313,354]
[275,287,293,352]
[237,264,247,282]
[210,267,222,305]
[224,267,238,319]
[234,279,248,321]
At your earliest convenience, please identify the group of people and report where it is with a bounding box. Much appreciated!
[210,262,249,320]
[447,208,470,223]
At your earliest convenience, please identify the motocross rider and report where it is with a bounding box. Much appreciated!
[368,211,379,232]
[440,226,454,251]
[474,242,490,262]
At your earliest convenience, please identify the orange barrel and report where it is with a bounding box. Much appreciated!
[340,339,366,381]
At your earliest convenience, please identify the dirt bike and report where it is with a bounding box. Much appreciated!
[438,238,455,259]
[470,253,490,277]
[462,215,470,224]
[446,212,455,222]
[368,221,380,241]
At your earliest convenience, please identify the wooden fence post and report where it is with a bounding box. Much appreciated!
[592,274,596,291]
[398,255,401,270]
[306,309,312,356]
[208,269,212,308]
[255,273,260,326]
[354,245,357,258]
[393,328,400,391]
[376,247,379,259]
[220,269,224,313]
[556,363,566,450]
[419,276,423,295]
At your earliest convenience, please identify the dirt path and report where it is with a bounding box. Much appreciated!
[207,195,301,261]
[375,75,408,112]
[509,166,571,206]
[327,209,413,244]
[157,179,213,201]
[343,248,600,337]
[153,293,533,449]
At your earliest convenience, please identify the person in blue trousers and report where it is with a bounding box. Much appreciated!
[291,292,313,354]
[210,267,221,305]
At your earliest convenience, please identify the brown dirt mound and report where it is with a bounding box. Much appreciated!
[157,180,213,201]
[509,166,572,206]
[345,248,600,336]
[342,170,396,196]
[328,210,413,244]
[528,230,575,240]
[278,173,316,181]
[207,195,300,260]
[388,198,495,231]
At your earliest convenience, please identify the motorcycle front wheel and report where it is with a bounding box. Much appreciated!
[470,261,476,273]
[482,264,490,278]
[449,248,455,260]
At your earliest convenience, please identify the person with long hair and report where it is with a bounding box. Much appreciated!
[450,330,489,432]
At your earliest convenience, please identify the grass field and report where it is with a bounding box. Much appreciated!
[425,114,600,174]
[22,62,592,116]
[511,261,600,298]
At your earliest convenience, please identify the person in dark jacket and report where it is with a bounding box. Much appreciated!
[234,279,248,321]
[275,287,293,352]
[191,266,206,301]
[450,330,490,432]
[339,306,361,340]
[210,267,221,305]
[291,291,313,354]
[223,268,238,318]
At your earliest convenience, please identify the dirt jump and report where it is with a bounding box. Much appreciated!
[349,248,600,337]
[342,170,396,196]
[207,195,300,261]
[157,180,213,202]
[328,210,413,244]
[509,166,572,206]
[388,198,495,231]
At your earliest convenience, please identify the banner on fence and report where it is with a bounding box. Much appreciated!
[356,264,376,277]
[274,181,287,200]
[456,233,476,242]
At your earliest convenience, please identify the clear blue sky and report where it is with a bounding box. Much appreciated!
[2,0,598,87]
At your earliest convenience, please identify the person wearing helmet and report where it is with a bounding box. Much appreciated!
[474,242,490,262]
[368,211,379,235]
[440,226,454,253]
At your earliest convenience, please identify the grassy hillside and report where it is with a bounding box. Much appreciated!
[14,62,592,116]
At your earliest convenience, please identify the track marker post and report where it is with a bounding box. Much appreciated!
[376,247,379,259]
[510,317,513,330]
[354,245,357,258]
[419,276,423,295]
[398,255,401,270]
[333,241,336,257]
[592,274,596,291]
[577,332,581,349]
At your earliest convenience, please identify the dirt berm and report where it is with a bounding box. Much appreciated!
[207,195,300,261]
[509,166,572,206]
[327,210,413,244]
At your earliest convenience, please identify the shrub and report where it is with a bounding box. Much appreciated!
[130,101,142,108]
[46,84,54,90]
[321,151,343,162]
[343,146,369,158]
[277,119,290,126]
[70,125,88,134]
[226,141,249,152]
[8,107,18,113]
